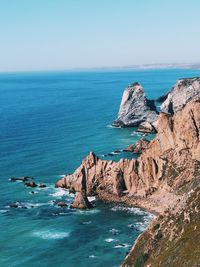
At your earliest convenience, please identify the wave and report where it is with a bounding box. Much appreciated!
[32,230,70,240]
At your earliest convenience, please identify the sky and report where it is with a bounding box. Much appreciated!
[0,0,200,72]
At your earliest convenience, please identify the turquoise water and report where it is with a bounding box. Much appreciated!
[0,68,200,267]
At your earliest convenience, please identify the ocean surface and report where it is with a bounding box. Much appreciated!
[0,68,200,267]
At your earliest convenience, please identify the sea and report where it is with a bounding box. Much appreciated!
[0,68,199,267]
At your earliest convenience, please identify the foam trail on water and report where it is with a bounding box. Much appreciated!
[32,230,70,240]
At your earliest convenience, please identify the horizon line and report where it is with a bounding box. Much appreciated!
[0,62,200,74]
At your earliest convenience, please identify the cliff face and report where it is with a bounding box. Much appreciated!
[56,93,200,266]
[113,83,158,130]
[56,100,200,212]
[160,77,200,114]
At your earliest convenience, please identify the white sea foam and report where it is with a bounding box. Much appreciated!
[105,238,115,243]
[114,244,131,248]
[82,221,92,225]
[109,228,120,234]
[89,255,96,258]
[32,230,70,240]
[106,125,122,129]
[87,196,96,202]
[110,205,148,215]
[77,209,100,215]
[0,209,7,213]
[23,202,50,208]
[49,188,73,198]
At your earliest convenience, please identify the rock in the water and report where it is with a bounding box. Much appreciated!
[24,181,38,188]
[137,121,156,133]
[124,138,150,153]
[9,202,18,208]
[113,83,158,130]
[56,201,68,207]
[160,77,200,114]
[70,190,93,209]
[38,184,47,188]
[9,176,33,182]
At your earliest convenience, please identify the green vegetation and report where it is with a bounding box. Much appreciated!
[153,223,160,231]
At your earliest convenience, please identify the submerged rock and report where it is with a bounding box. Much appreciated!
[70,190,93,209]
[160,77,200,114]
[113,83,158,131]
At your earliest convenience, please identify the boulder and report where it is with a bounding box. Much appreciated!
[113,83,158,129]
[70,190,93,209]
[160,77,200,114]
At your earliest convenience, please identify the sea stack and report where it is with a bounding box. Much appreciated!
[113,83,158,132]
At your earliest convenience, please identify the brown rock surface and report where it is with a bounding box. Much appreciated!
[55,98,200,266]
[70,190,93,209]
[56,99,200,208]
[124,138,150,153]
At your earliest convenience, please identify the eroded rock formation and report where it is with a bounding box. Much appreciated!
[56,100,200,203]
[70,190,93,209]
[113,83,158,131]
[160,77,200,114]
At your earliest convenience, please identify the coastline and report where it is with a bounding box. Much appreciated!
[55,77,200,266]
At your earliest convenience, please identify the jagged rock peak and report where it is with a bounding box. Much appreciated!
[160,77,200,114]
[113,82,158,130]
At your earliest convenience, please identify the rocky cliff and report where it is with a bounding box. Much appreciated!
[56,99,200,211]
[160,77,200,114]
[56,84,200,266]
[113,83,158,131]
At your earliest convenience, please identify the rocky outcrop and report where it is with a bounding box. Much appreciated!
[137,121,156,133]
[56,98,200,266]
[113,83,158,131]
[124,138,150,153]
[160,77,200,114]
[70,190,93,209]
[56,99,200,201]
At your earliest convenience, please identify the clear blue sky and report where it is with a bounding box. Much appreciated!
[0,0,200,72]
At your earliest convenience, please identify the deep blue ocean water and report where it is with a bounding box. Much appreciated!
[0,68,200,267]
